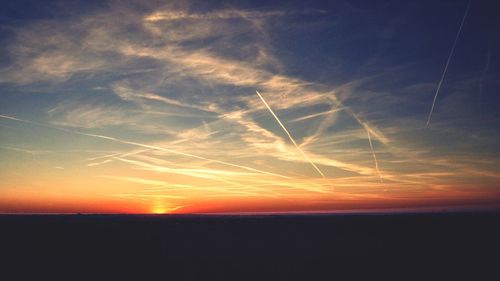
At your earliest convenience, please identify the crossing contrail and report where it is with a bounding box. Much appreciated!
[365,125,383,183]
[426,0,471,128]
[342,109,384,182]
[0,114,290,179]
[256,91,325,178]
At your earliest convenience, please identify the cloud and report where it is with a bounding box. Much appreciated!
[144,9,287,22]
[0,145,52,155]
[48,103,135,128]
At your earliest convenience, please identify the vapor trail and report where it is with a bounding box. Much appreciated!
[426,0,471,128]
[83,133,290,178]
[479,47,491,107]
[365,126,383,183]
[289,107,345,123]
[0,114,290,179]
[256,91,325,178]
[344,107,390,145]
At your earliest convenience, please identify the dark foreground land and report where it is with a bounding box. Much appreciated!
[1,212,499,280]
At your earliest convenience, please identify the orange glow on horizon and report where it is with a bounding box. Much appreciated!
[1,182,498,214]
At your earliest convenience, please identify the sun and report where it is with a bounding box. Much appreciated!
[152,205,167,214]
[151,201,184,214]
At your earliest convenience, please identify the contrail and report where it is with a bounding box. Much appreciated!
[343,107,390,145]
[479,47,491,108]
[365,125,383,183]
[288,107,345,123]
[0,114,290,179]
[426,0,471,128]
[345,108,384,183]
[256,91,325,178]
[87,159,112,167]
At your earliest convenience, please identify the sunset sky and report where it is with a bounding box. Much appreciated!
[0,0,499,214]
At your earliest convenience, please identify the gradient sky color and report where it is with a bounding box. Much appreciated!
[0,0,499,214]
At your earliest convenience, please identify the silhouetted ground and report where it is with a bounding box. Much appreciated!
[1,212,499,280]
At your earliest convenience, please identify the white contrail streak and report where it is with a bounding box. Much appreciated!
[479,47,491,107]
[0,114,290,179]
[87,159,112,167]
[288,107,345,123]
[365,126,383,183]
[256,91,325,178]
[343,107,390,145]
[426,0,471,128]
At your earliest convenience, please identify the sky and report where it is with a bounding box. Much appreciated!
[0,0,499,214]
